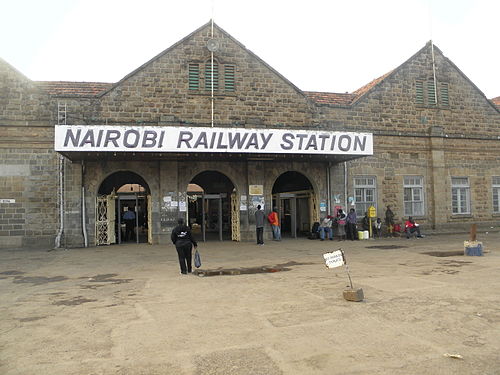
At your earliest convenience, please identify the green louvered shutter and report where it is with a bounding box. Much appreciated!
[224,65,235,92]
[427,80,436,105]
[415,81,424,105]
[440,83,449,106]
[205,63,219,91]
[188,63,199,90]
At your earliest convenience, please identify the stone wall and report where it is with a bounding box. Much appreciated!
[1,25,499,248]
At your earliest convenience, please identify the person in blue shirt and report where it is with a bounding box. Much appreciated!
[123,206,136,241]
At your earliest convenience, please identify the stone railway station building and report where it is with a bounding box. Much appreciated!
[1,21,499,249]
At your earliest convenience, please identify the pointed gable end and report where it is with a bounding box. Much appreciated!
[97,21,314,127]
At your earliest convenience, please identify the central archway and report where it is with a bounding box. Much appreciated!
[187,171,237,241]
[96,171,151,245]
[272,171,317,238]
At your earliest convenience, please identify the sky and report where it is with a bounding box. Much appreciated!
[1,0,498,98]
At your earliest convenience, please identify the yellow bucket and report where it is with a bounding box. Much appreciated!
[358,231,364,240]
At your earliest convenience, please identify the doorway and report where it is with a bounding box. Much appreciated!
[187,171,237,241]
[96,171,152,245]
[272,171,317,238]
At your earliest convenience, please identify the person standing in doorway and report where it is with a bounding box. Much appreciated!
[123,205,136,241]
[255,205,265,245]
[268,207,281,241]
[171,218,198,275]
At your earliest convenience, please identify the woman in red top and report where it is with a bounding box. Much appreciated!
[404,216,422,239]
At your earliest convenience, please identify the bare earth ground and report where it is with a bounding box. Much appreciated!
[0,233,499,375]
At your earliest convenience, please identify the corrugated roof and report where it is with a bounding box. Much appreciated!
[34,81,112,97]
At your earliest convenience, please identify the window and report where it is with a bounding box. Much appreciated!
[492,177,500,213]
[404,176,424,216]
[451,177,470,214]
[189,61,236,93]
[354,176,377,215]
[440,83,449,106]
[224,64,235,92]
[415,80,449,107]
[427,81,436,105]
[188,63,200,90]
[415,81,424,105]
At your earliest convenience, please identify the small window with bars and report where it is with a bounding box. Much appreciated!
[205,62,219,91]
[492,177,500,213]
[224,64,235,92]
[188,63,200,90]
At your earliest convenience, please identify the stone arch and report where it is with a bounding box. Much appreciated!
[270,170,319,238]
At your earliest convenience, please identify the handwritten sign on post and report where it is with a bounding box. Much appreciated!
[323,250,345,269]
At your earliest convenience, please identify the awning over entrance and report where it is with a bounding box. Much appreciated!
[54,125,373,162]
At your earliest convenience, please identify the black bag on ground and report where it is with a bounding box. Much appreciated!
[308,222,320,240]
[194,249,201,268]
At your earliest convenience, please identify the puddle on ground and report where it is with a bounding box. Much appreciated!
[421,251,464,257]
[0,270,25,275]
[194,261,314,277]
[366,245,408,250]
[87,274,132,284]
[13,276,68,285]
[438,259,473,267]
[52,296,97,306]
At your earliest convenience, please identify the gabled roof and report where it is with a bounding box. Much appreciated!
[97,20,306,99]
[492,96,500,109]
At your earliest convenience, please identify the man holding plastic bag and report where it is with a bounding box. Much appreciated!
[171,218,198,275]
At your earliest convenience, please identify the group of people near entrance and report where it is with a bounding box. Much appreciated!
[317,205,424,240]
[170,204,424,275]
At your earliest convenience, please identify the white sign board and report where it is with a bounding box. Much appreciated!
[55,125,373,156]
[0,199,16,204]
[323,250,345,269]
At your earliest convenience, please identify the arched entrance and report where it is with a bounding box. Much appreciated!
[272,171,318,238]
[96,171,152,245]
[187,171,238,241]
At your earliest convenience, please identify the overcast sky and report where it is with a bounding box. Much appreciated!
[1,0,498,98]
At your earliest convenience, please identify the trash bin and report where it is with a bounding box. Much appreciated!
[363,230,369,239]
[464,241,483,256]
[358,231,364,240]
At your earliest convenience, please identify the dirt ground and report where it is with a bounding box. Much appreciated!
[1,232,499,375]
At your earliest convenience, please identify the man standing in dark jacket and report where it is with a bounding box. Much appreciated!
[255,205,265,245]
[171,218,197,274]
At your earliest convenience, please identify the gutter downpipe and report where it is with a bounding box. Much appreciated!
[326,162,331,214]
[344,161,348,210]
[54,155,64,248]
[81,161,88,247]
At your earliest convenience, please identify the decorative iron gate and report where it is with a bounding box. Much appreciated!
[95,193,116,245]
[231,192,240,241]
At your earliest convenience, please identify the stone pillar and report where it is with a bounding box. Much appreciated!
[158,160,178,245]
[429,126,447,229]
[330,161,347,214]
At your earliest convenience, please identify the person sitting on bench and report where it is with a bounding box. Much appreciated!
[404,216,422,238]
